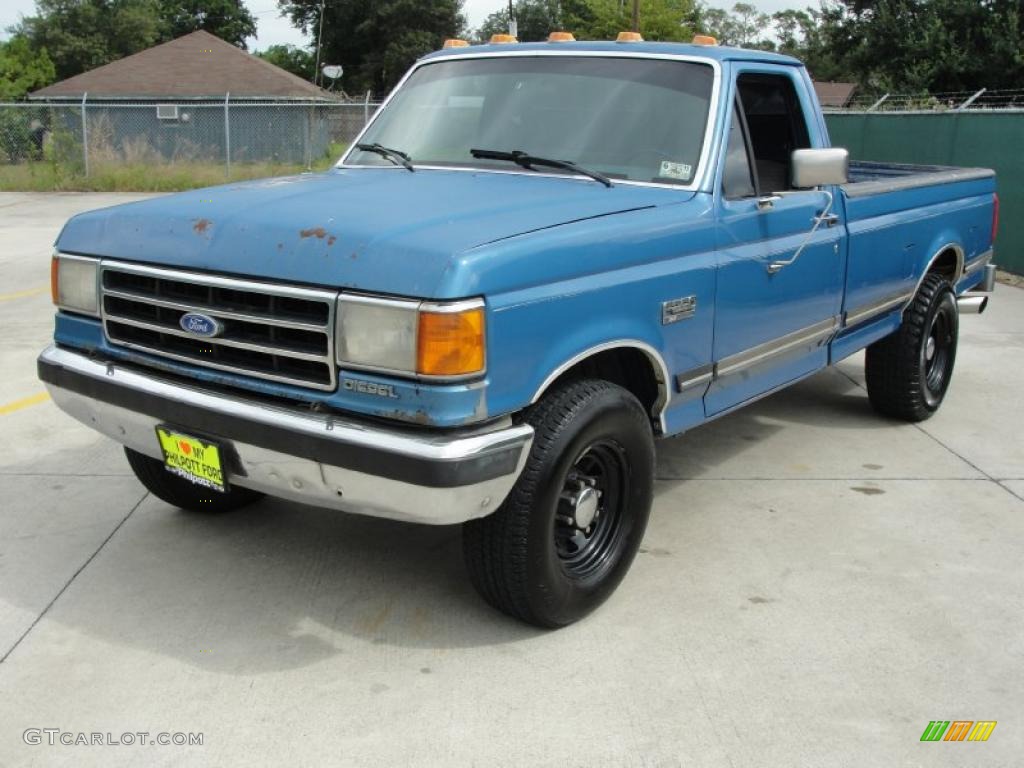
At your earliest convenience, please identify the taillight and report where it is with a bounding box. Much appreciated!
[992,192,999,244]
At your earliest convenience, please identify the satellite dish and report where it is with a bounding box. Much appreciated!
[321,65,344,80]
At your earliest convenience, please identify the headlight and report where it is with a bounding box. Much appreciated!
[336,295,485,379]
[51,254,100,316]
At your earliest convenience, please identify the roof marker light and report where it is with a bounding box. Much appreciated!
[490,34,518,44]
[548,31,576,42]
[692,34,718,46]
[443,39,470,49]
[616,31,643,43]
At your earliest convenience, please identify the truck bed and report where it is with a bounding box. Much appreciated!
[843,160,994,198]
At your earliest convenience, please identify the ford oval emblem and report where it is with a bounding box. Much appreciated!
[179,312,224,338]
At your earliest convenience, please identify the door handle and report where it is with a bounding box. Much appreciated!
[768,190,835,274]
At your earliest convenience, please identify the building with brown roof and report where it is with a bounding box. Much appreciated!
[813,81,858,109]
[29,31,338,166]
[31,30,328,101]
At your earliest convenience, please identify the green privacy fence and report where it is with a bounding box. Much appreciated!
[825,111,1023,275]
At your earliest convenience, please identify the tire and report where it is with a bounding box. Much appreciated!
[124,447,264,513]
[462,379,655,628]
[865,273,959,422]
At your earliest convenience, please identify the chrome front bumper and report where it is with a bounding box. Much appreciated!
[38,345,533,525]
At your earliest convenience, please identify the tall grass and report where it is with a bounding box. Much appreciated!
[0,142,347,193]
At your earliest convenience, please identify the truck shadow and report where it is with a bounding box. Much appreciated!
[2,364,890,672]
[656,362,887,482]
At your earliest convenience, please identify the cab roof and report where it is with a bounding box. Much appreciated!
[422,40,802,67]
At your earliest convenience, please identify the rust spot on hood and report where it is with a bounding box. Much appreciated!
[299,227,327,240]
[192,218,212,234]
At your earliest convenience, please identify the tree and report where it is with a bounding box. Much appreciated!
[693,2,773,49]
[771,8,813,55]
[15,0,258,84]
[728,2,773,48]
[278,0,467,95]
[476,0,595,42]
[795,2,859,83]
[794,0,1023,94]
[15,0,166,81]
[159,0,257,48]
[852,0,1023,93]
[572,0,696,41]
[0,35,56,99]
[694,6,740,45]
[257,44,316,81]
[477,0,697,43]
[693,2,853,79]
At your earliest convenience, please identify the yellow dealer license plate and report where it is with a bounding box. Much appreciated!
[156,427,226,492]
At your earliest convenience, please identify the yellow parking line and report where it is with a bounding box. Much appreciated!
[0,286,48,302]
[0,392,51,415]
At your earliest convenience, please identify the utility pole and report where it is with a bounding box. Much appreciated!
[314,0,326,87]
[632,0,640,32]
[508,0,517,38]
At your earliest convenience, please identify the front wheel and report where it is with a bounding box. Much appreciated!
[865,273,959,422]
[462,379,655,628]
[125,447,264,513]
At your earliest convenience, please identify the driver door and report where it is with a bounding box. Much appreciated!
[705,68,846,416]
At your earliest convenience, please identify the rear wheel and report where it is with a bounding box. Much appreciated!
[125,447,263,513]
[865,273,958,422]
[462,379,654,628]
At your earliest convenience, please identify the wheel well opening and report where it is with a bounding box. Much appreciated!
[542,347,663,422]
[928,248,961,282]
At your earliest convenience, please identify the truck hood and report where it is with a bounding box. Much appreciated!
[56,168,691,297]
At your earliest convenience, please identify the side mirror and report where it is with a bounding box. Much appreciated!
[791,148,849,188]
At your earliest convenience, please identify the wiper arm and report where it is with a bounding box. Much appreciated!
[356,143,414,172]
[470,148,612,188]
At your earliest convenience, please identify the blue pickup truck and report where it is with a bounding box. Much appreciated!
[39,36,999,627]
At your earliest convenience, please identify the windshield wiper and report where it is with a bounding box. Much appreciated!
[470,149,612,187]
[356,143,414,172]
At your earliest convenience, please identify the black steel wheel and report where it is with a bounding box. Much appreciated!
[554,440,630,580]
[463,379,654,628]
[922,301,955,408]
[866,272,959,422]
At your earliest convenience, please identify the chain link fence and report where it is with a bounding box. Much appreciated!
[825,88,1024,113]
[0,96,382,183]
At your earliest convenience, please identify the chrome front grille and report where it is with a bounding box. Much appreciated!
[100,261,338,391]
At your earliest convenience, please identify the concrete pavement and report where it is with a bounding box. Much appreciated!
[0,192,1021,767]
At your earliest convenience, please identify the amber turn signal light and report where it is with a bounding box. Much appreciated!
[50,255,59,305]
[490,34,517,44]
[692,34,718,46]
[417,306,485,377]
[548,31,576,42]
[443,39,470,49]
[616,31,643,42]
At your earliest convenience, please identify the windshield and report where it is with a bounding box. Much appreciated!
[346,56,715,186]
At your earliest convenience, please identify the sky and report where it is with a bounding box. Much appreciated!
[0,1,800,49]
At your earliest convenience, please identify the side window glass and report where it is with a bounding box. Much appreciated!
[723,103,756,199]
[737,74,812,193]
